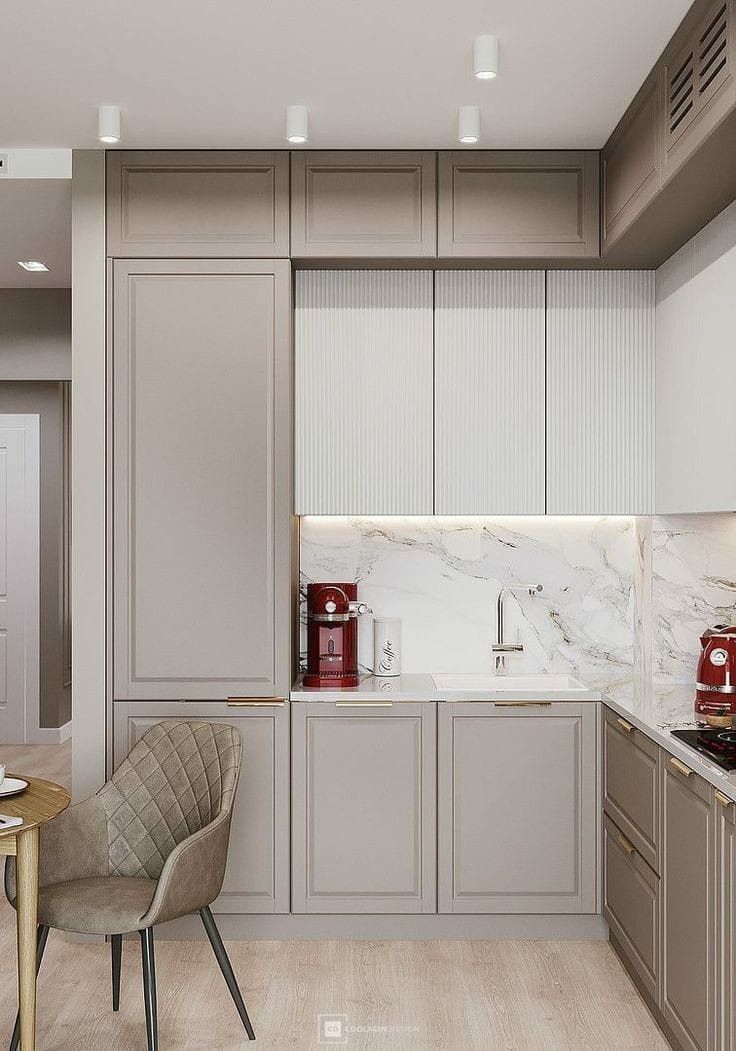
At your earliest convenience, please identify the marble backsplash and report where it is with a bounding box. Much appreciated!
[300,514,736,722]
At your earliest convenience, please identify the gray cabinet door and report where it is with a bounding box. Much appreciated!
[434,271,545,514]
[717,790,736,1051]
[603,707,660,872]
[291,701,436,913]
[295,270,433,514]
[438,702,597,914]
[662,755,717,1051]
[113,700,290,914]
[106,151,289,257]
[546,270,654,514]
[112,259,292,699]
[437,151,599,259]
[290,151,437,258]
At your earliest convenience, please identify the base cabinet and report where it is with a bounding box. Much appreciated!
[291,701,436,914]
[717,792,736,1051]
[113,701,290,915]
[438,702,597,914]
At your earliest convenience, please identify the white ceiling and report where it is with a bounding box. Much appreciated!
[0,0,691,149]
[0,181,71,287]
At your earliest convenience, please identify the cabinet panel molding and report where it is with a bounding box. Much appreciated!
[291,151,437,258]
[106,150,289,257]
[434,271,545,514]
[295,269,433,514]
[113,701,290,914]
[438,151,600,259]
[546,270,654,514]
[603,706,660,872]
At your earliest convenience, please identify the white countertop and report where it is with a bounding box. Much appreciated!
[290,672,600,702]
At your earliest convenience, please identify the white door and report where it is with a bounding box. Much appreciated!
[0,415,39,744]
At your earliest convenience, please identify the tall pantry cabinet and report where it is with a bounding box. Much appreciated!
[107,152,293,914]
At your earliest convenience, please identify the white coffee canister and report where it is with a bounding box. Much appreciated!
[373,618,401,677]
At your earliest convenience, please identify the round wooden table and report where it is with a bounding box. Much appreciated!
[0,776,70,1050]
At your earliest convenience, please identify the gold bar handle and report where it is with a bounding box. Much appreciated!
[617,832,636,856]
[670,756,693,778]
[617,717,634,733]
[715,790,733,808]
[227,697,286,707]
[493,701,552,708]
[335,701,393,708]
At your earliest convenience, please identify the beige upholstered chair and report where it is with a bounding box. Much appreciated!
[5,721,252,1050]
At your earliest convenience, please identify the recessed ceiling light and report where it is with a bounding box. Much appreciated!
[97,105,121,144]
[17,261,50,272]
[474,35,499,79]
[286,105,309,144]
[458,106,480,144]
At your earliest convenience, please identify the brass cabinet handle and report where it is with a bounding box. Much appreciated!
[670,756,694,778]
[335,701,393,708]
[715,790,733,808]
[226,697,286,707]
[616,717,634,733]
[617,832,636,856]
[493,701,552,708]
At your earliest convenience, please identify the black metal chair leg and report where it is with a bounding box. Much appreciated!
[199,906,255,1040]
[9,925,50,1051]
[111,934,122,1011]
[139,928,158,1051]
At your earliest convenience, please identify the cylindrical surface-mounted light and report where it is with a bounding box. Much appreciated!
[97,105,121,144]
[458,106,480,144]
[474,35,499,79]
[286,105,309,144]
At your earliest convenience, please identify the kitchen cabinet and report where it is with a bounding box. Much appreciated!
[112,259,292,700]
[106,151,290,257]
[717,789,736,1051]
[603,708,660,872]
[290,151,437,258]
[291,701,436,914]
[602,69,663,253]
[434,271,545,515]
[661,753,717,1051]
[546,270,654,515]
[437,701,597,914]
[113,701,290,914]
[603,812,660,1003]
[294,269,433,514]
[437,151,599,259]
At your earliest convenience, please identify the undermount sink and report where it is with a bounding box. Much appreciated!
[431,673,599,700]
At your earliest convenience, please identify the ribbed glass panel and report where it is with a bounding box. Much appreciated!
[547,271,654,514]
[435,271,545,514]
[295,270,433,514]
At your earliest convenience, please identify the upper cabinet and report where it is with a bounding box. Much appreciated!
[546,271,655,515]
[106,150,290,257]
[290,151,437,258]
[295,270,433,514]
[434,271,545,514]
[437,151,600,259]
[112,259,292,700]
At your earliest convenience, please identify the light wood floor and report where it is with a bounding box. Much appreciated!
[0,742,670,1050]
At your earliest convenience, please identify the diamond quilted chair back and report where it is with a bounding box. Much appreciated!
[100,721,242,880]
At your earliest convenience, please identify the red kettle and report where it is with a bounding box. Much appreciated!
[696,626,736,727]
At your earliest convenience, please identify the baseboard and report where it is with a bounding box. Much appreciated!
[155,912,609,941]
[609,932,682,1051]
[27,719,72,745]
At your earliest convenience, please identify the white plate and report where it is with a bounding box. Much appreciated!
[0,777,28,798]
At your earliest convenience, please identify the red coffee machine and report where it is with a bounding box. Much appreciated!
[696,625,736,727]
[304,583,370,688]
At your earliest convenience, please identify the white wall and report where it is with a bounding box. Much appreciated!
[0,289,71,380]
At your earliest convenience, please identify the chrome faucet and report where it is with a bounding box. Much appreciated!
[492,584,543,673]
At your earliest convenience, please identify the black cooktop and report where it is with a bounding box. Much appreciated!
[671,728,736,773]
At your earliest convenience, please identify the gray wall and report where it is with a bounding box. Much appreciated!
[0,289,71,380]
[0,381,70,728]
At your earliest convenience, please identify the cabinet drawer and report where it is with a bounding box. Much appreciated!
[603,707,660,871]
[603,813,660,1002]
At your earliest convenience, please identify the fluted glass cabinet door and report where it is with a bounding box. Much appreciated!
[434,270,545,514]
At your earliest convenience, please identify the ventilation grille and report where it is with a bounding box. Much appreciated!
[698,2,729,98]
[668,50,695,136]
[667,0,731,145]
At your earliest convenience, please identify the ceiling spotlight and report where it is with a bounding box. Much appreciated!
[458,106,480,144]
[17,261,50,272]
[474,35,499,79]
[286,105,309,144]
[97,105,121,144]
